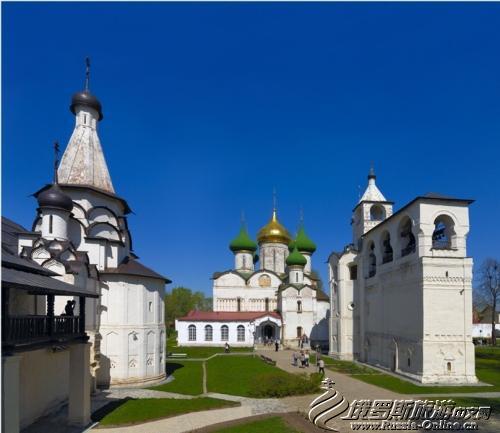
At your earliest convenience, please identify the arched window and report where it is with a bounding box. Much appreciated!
[205,325,213,341]
[400,217,416,257]
[297,300,302,313]
[49,215,53,234]
[265,297,269,312]
[349,264,358,280]
[242,255,247,269]
[237,325,245,342]
[381,232,393,263]
[237,297,241,312]
[370,205,385,221]
[297,326,303,338]
[447,362,452,373]
[432,215,455,249]
[368,242,376,277]
[188,324,196,341]
[220,325,229,341]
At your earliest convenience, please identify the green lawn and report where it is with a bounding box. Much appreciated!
[206,355,320,397]
[325,346,500,394]
[95,397,239,427]
[168,346,254,359]
[212,416,300,433]
[206,355,282,396]
[150,361,204,395]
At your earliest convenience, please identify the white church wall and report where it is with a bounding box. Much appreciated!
[176,320,254,347]
[19,348,70,429]
[97,274,165,386]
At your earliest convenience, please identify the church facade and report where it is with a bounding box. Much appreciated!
[16,68,169,389]
[176,210,330,347]
[328,168,477,384]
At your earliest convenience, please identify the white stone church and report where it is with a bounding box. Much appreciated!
[176,210,330,347]
[328,167,477,384]
[16,70,169,389]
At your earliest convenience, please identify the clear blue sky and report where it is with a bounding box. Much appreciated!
[3,2,500,296]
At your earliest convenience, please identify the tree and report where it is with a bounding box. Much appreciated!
[475,259,500,346]
[164,287,212,335]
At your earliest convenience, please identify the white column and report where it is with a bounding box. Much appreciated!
[68,343,91,426]
[2,355,21,433]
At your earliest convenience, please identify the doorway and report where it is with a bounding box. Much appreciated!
[263,324,274,339]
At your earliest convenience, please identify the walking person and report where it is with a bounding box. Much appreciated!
[275,339,279,352]
[292,352,298,366]
[305,350,310,367]
[300,351,305,368]
[318,358,325,376]
[225,342,230,353]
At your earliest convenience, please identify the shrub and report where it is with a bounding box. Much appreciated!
[248,372,321,398]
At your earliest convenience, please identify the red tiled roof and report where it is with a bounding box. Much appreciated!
[177,311,282,322]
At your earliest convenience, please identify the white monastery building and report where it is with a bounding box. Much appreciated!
[5,65,170,400]
[328,167,477,384]
[176,209,330,347]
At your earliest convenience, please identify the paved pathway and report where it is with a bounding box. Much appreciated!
[26,350,500,433]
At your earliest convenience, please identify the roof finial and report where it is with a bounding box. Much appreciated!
[240,210,246,227]
[299,206,304,226]
[272,187,277,211]
[85,57,91,91]
[53,141,60,184]
[368,161,376,180]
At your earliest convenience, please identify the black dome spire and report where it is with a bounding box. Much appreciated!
[37,184,73,211]
[69,57,103,121]
[37,141,73,211]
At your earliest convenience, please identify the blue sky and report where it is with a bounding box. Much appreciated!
[3,2,500,296]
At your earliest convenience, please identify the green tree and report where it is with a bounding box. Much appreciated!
[164,287,212,335]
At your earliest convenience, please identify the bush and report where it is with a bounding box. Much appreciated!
[248,372,321,398]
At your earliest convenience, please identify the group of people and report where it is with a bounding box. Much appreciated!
[291,349,325,375]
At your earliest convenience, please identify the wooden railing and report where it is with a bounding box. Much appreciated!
[3,315,82,344]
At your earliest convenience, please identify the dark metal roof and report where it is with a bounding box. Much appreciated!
[70,90,103,120]
[33,184,132,215]
[2,267,98,298]
[101,256,171,283]
[37,183,73,211]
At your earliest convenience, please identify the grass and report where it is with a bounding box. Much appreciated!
[95,397,239,427]
[206,355,320,397]
[212,416,301,433]
[150,361,204,395]
[325,346,500,394]
[168,346,254,359]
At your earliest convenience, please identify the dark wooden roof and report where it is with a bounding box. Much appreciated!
[101,256,171,283]
[2,267,98,297]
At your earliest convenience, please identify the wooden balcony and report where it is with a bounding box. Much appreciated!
[3,315,85,349]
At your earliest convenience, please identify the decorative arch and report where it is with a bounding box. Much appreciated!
[88,206,119,227]
[370,204,386,221]
[42,259,66,275]
[188,324,197,341]
[367,241,376,277]
[380,230,393,263]
[432,214,457,249]
[87,222,123,243]
[398,215,416,257]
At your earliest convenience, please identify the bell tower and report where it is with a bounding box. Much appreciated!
[352,166,393,246]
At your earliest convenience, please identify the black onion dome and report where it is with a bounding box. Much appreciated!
[37,184,73,211]
[70,90,103,120]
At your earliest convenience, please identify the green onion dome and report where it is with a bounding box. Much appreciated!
[229,226,258,253]
[288,239,296,251]
[286,245,307,267]
[295,226,316,253]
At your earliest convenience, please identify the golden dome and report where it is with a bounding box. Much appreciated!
[257,209,292,244]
